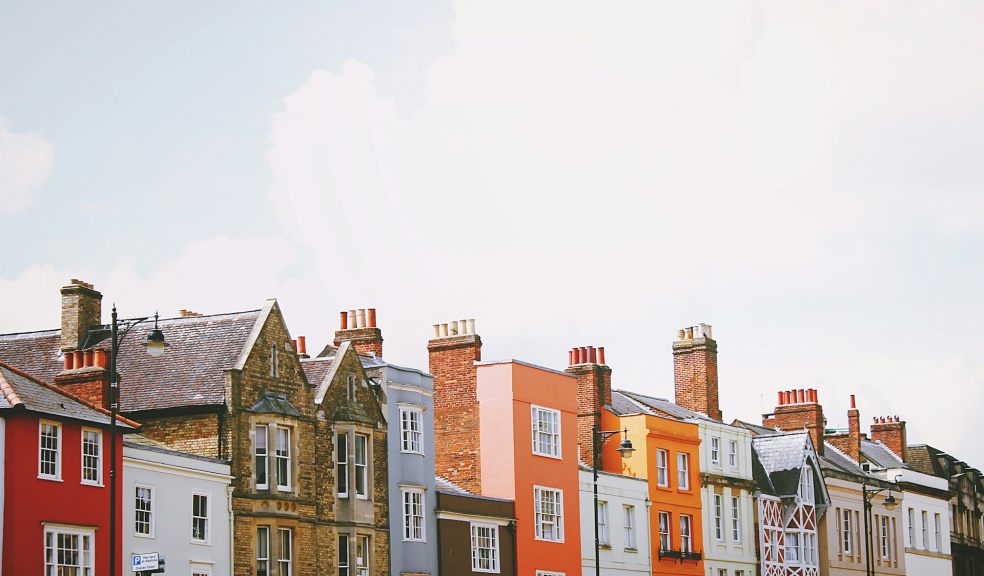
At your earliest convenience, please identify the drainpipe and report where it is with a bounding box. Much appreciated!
[227,485,235,575]
[645,496,653,576]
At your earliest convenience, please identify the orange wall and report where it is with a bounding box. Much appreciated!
[602,409,705,576]
[479,361,581,576]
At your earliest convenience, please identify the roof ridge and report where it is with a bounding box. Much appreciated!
[156,308,262,322]
[0,328,61,338]
[824,439,860,467]
[0,361,140,428]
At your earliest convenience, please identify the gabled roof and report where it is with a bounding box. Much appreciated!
[907,444,947,478]
[733,419,780,436]
[249,392,300,417]
[0,309,263,412]
[618,390,715,421]
[861,439,907,470]
[751,431,829,506]
[610,390,657,416]
[0,361,136,428]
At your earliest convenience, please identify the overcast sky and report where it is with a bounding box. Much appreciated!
[2,1,983,466]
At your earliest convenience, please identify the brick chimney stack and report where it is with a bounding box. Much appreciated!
[60,280,102,352]
[566,345,613,466]
[763,388,825,455]
[826,394,861,462]
[673,324,722,421]
[429,319,482,493]
[334,308,383,357]
[870,415,907,462]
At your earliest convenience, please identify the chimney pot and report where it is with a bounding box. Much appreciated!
[441,323,449,337]
[778,391,785,406]
[340,311,348,330]
[298,336,307,355]
[291,339,297,351]
[467,319,476,334]
[459,319,467,334]
[579,347,588,364]
[94,349,107,369]
[348,310,357,329]
[64,354,74,370]
[356,309,366,329]
[83,349,94,368]
[677,329,686,340]
[450,321,459,336]
[568,349,574,366]
[597,346,606,365]
[850,394,857,409]
[588,346,597,363]
[685,326,694,339]
[367,308,377,328]
[797,389,805,403]
[73,351,84,369]
[432,324,440,338]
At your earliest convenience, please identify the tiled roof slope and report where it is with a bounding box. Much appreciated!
[618,390,714,421]
[0,362,135,427]
[300,357,333,391]
[0,310,261,412]
[435,475,472,495]
[861,439,907,469]
[610,390,656,416]
[907,444,947,478]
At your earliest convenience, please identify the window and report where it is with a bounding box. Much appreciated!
[337,434,349,497]
[656,449,669,487]
[677,453,690,490]
[718,570,727,576]
[402,488,425,542]
[471,523,499,573]
[44,526,94,576]
[935,513,942,551]
[597,501,609,545]
[354,434,368,498]
[255,426,269,489]
[713,494,723,541]
[135,485,154,537]
[680,515,692,553]
[400,407,424,454]
[257,527,270,576]
[39,421,61,479]
[842,509,853,554]
[880,516,890,559]
[338,534,349,576]
[531,405,561,458]
[908,508,915,547]
[270,344,279,378]
[785,532,800,563]
[347,374,356,399]
[711,437,720,464]
[278,529,292,576]
[81,428,102,484]
[534,486,564,542]
[729,440,738,467]
[922,510,929,549]
[276,426,291,491]
[798,469,814,503]
[192,493,209,543]
[731,496,741,542]
[658,512,670,551]
[623,505,636,549]
[356,535,370,576]
[804,533,816,565]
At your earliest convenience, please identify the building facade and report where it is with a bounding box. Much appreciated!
[578,467,651,576]
[435,476,517,576]
[123,435,233,576]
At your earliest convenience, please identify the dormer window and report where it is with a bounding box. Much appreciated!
[798,469,815,503]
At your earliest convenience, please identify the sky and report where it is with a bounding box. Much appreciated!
[2,1,983,466]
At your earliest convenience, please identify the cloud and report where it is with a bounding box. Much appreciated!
[0,116,53,216]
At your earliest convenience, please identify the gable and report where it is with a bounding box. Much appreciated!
[315,341,386,427]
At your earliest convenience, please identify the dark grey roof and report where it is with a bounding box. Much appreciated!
[0,363,134,428]
[435,475,471,495]
[301,357,333,389]
[0,310,262,412]
[619,390,713,421]
[820,442,862,474]
[861,439,907,469]
[125,434,228,464]
[249,392,300,417]
[610,390,656,416]
[753,432,810,473]
[907,445,947,477]
[751,448,778,496]
[733,419,781,436]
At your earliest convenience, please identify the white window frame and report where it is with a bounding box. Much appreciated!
[402,487,426,542]
[80,427,102,485]
[731,495,741,543]
[680,514,693,552]
[880,515,890,559]
[134,484,155,538]
[677,452,690,490]
[785,531,801,563]
[276,426,292,492]
[39,420,62,480]
[255,425,269,490]
[711,437,720,465]
[531,405,561,459]
[907,507,915,547]
[356,535,370,576]
[354,434,369,499]
[658,511,671,551]
[278,528,292,576]
[192,492,210,544]
[257,526,271,576]
[471,522,500,573]
[729,440,738,467]
[533,485,564,542]
[713,494,724,541]
[798,469,814,503]
[338,534,350,576]
[842,509,853,554]
[400,406,424,455]
[656,449,669,487]
[44,524,94,576]
[337,433,349,498]
[921,510,929,550]
[804,532,816,566]
[623,505,636,549]
[597,500,609,545]
[935,512,942,552]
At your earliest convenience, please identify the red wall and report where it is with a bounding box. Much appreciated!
[3,412,121,575]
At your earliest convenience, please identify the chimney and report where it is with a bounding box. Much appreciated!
[870,415,907,462]
[296,336,309,359]
[333,308,383,357]
[763,387,825,455]
[60,280,103,352]
[178,309,203,317]
[825,394,861,462]
[566,345,613,466]
[673,323,722,421]
[429,318,482,493]
[55,345,110,408]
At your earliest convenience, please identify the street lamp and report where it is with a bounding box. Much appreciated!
[109,307,166,576]
[861,478,900,576]
[592,423,635,576]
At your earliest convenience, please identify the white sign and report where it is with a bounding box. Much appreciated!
[132,552,160,572]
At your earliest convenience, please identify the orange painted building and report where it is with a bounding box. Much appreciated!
[477,359,582,576]
[602,407,705,576]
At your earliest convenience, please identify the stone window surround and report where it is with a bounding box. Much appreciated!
[256,519,299,576]
[251,415,299,496]
[335,422,376,501]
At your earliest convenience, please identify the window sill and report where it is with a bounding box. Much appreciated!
[38,475,63,482]
[81,481,104,487]
[134,533,155,540]
[599,544,612,550]
[624,547,638,553]
[533,536,565,544]
[399,450,425,457]
[190,540,211,547]
[531,451,563,460]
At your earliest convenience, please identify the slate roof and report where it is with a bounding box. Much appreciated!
[0,362,136,428]
[819,441,861,474]
[0,310,262,413]
[249,392,300,417]
[618,390,715,421]
[752,431,828,503]
[125,433,227,464]
[610,390,656,416]
[300,357,333,390]
[907,444,947,478]
[435,475,472,495]
[733,419,781,436]
[861,439,907,469]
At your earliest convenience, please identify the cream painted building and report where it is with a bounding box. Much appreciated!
[579,467,652,576]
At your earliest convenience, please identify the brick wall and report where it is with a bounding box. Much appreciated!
[334,327,384,358]
[60,281,101,351]
[137,412,221,458]
[673,327,722,421]
[429,333,483,493]
[566,360,612,466]
[764,390,824,455]
[870,417,907,462]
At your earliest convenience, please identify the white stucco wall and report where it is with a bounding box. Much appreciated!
[579,468,651,576]
[123,443,232,576]
[885,468,953,576]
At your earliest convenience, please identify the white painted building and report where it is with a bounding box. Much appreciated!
[579,466,651,576]
[123,435,233,576]
[878,465,953,575]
